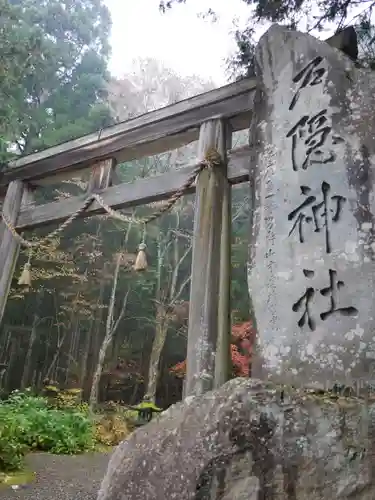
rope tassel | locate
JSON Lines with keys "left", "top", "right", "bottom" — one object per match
{"left": 133, "top": 243, "right": 148, "bottom": 271}
{"left": 18, "top": 251, "right": 32, "bottom": 287}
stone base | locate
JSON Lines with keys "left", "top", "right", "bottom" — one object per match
{"left": 97, "top": 378, "right": 375, "bottom": 500}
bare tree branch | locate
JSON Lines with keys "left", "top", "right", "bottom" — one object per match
{"left": 170, "top": 244, "right": 192, "bottom": 304}
{"left": 233, "top": 196, "right": 250, "bottom": 222}
{"left": 169, "top": 212, "right": 180, "bottom": 299}
{"left": 105, "top": 253, "right": 121, "bottom": 335}
{"left": 170, "top": 229, "right": 193, "bottom": 240}
{"left": 106, "top": 219, "right": 134, "bottom": 334}
{"left": 111, "top": 287, "right": 131, "bottom": 336}
{"left": 171, "top": 273, "right": 191, "bottom": 306}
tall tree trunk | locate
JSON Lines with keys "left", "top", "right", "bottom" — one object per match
{"left": 80, "top": 320, "right": 95, "bottom": 390}
{"left": 144, "top": 305, "right": 169, "bottom": 403}
{"left": 65, "top": 316, "right": 79, "bottom": 384}
{"left": 90, "top": 334, "right": 113, "bottom": 408}
{"left": 45, "top": 332, "right": 67, "bottom": 380}
{"left": 21, "top": 315, "right": 39, "bottom": 390}
{"left": 81, "top": 264, "right": 107, "bottom": 393}
{"left": 5, "top": 336, "right": 16, "bottom": 392}
{"left": 89, "top": 223, "right": 133, "bottom": 407}
{"left": 80, "top": 222, "right": 104, "bottom": 389}
{"left": 143, "top": 212, "right": 191, "bottom": 404}
{"left": 21, "top": 291, "right": 43, "bottom": 390}
{"left": 89, "top": 254, "right": 129, "bottom": 409}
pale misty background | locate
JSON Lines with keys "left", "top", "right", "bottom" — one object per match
{"left": 106, "top": 0, "right": 255, "bottom": 85}
{"left": 106, "top": 0, "right": 368, "bottom": 87}
{"left": 105, "top": 0, "right": 354, "bottom": 87}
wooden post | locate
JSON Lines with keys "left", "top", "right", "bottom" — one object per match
{"left": 185, "top": 119, "right": 227, "bottom": 397}
{"left": 87, "top": 158, "right": 116, "bottom": 193}
{"left": 0, "top": 181, "right": 33, "bottom": 326}
{"left": 214, "top": 127, "right": 232, "bottom": 389}
{"left": 0, "top": 198, "right": 4, "bottom": 243}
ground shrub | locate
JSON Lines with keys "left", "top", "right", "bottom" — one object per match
{"left": 95, "top": 414, "right": 130, "bottom": 446}
{"left": 0, "top": 422, "right": 27, "bottom": 472}
{"left": 0, "top": 389, "right": 95, "bottom": 472}
{"left": 0, "top": 390, "right": 136, "bottom": 474}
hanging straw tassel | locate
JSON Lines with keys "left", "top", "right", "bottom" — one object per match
{"left": 133, "top": 225, "right": 148, "bottom": 272}
{"left": 18, "top": 250, "right": 32, "bottom": 287}
{"left": 133, "top": 242, "right": 148, "bottom": 271}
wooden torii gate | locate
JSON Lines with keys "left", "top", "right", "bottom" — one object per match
{"left": 0, "top": 77, "right": 257, "bottom": 398}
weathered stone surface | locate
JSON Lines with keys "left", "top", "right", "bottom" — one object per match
{"left": 97, "top": 378, "right": 375, "bottom": 500}
{"left": 248, "top": 24, "right": 375, "bottom": 387}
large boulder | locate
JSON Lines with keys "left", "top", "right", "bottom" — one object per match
{"left": 97, "top": 378, "right": 375, "bottom": 499}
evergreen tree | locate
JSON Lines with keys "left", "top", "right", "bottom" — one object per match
{"left": 1, "top": 0, "right": 113, "bottom": 158}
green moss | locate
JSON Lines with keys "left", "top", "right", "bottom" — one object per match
{"left": 135, "top": 401, "right": 162, "bottom": 412}
{"left": 63, "top": 388, "right": 82, "bottom": 395}
{"left": 44, "top": 385, "right": 59, "bottom": 393}
{"left": 0, "top": 469, "right": 35, "bottom": 487}
{"left": 94, "top": 443, "right": 114, "bottom": 453}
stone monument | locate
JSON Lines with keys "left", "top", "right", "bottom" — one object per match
{"left": 248, "top": 24, "right": 375, "bottom": 388}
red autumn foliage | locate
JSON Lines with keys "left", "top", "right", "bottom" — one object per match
{"left": 170, "top": 321, "right": 256, "bottom": 379}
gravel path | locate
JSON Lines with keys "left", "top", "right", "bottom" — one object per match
{"left": 0, "top": 452, "right": 111, "bottom": 500}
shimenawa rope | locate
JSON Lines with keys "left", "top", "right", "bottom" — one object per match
{"left": 1, "top": 149, "right": 222, "bottom": 285}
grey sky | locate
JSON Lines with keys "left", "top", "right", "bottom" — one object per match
{"left": 105, "top": 0, "right": 254, "bottom": 85}
{"left": 105, "top": 0, "right": 364, "bottom": 86}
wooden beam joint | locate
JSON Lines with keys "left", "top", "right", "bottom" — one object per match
{"left": 86, "top": 158, "right": 117, "bottom": 194}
